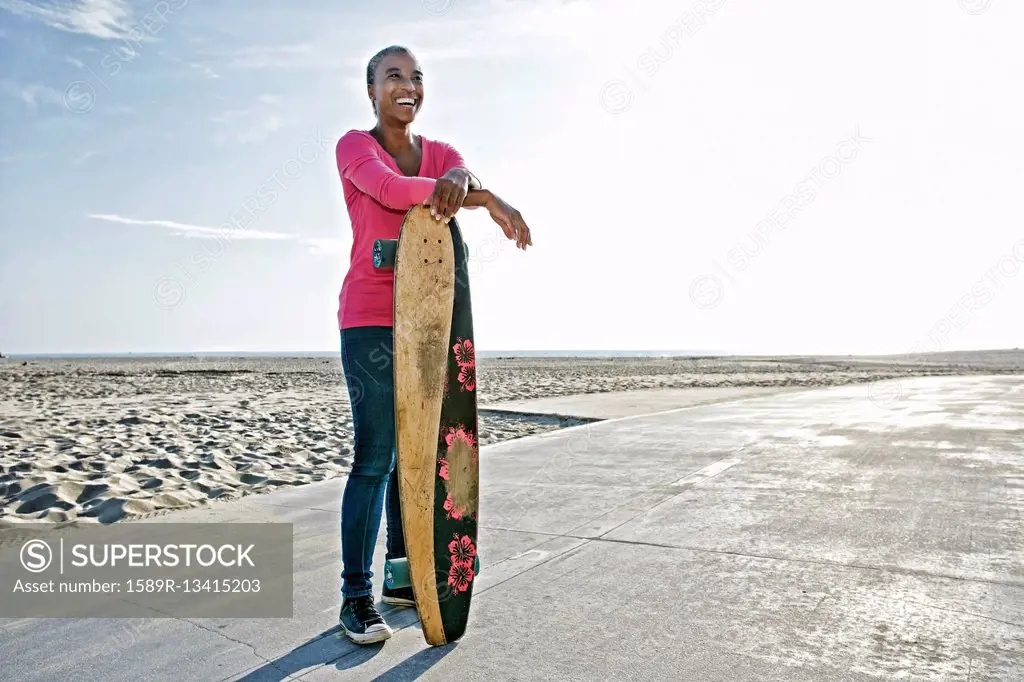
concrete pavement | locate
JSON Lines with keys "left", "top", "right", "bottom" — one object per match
{"left": 1, "top": 375, "right": 1021, "bottom": 680}
{"left": 481, "top": 385, "right": 812, "bottom": 420}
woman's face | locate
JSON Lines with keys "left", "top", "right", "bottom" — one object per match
{"left": 369, "top": 52, "right": 424, "bottom": 124}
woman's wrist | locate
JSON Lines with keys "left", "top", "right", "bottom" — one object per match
{"left": 443, "top": 167, "right": 483, "bottom": 192}
{"left": 443, "top": 167, "right": 469, "bottom": 186}
{"left": 463, "top": 188, "right": 493, "bottom": 208}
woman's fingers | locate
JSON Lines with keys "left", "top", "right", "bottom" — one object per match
{"left": 447, "top": 186, "right": 467, "bottom": 219}
{"left": 495, "top": 214, "right": 514, "bottom": 240}
{"left": 430, "top": 171, "right": 475, "bottom": 221}
{"left": 453, "top": 184, "right": 464, "bottom": 214}
{"left": 429, "top": 185, "right": 443, "bottom": 218}
{"left": 431, "top": 181, "right": 451, "bottom": 219}
{"left": 441, "top": 188, "right": 456, "bottom": 220}
{"left": 520, "top": 217, "right": 532, "bottom": 247}
{"left": 428, "top": 181, "right": 466, "bottom": 221}
{"left": 511, "top": 213, "right": 529, "bottom": 249}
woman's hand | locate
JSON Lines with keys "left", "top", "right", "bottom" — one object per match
{"left": 426, "top": 169, "right": 471, "bottom": 222}
{"left": 486, "top": 194, "right": 532, "bottom": 250}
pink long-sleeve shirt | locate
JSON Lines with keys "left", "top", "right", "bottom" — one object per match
{"left": 335, "top": 129, "right": 470, "bottom": 329}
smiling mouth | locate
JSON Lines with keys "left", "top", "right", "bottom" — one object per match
{"left": 396, "top": 97, "right": 416, "bottom": 108}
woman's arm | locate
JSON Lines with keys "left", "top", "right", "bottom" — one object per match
{"left": 461, "top": 189, "right": 492, "bottom": 208}
{"left": 336, "top": 133, "right": 436, "bottom": 210}
{"left": 463, "top": 189, "right": 532, "bottom": 250}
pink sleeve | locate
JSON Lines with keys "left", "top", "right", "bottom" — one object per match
{"left": 336, "top": 133, "right": 436, "bottom": 210}
{"left": 437, "top": 142, "right": 483, "bottom": 209}
{"left": 439, "top": 143, "right": 468, "bottom": 175}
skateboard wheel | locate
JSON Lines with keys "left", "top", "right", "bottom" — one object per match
{"left": 372, "top": 239, "right": 398, "bottom": 269}
{"left": 384, "top": 558, "right": 411, "bottom": 589}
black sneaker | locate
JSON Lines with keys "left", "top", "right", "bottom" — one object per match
{"left": 339, "top": 595, "right": 392, "bottom": 644}
{"left": 382, "top": 585, "right": 416, "bottom": 607}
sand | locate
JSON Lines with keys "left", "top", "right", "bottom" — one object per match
{"left": 1, "top": 350, "right": 1020, "bottom": 525}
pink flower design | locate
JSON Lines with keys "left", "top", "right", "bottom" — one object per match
{"left": 453, "top": 338, "right": 474, "bottom": 366}
{"left": 444, "top": 424, "right": 477, "bottom": 451}
{"left": 448, "top": 533, "right": 477, "bottom": 565}
{"left": 448, "top": 560, "right": 475, "bottom": 593}
{"left": 457, "top": 363, "right": 476, "bottom": 392}
{"left": 443, "top": 494, "right": 463, "bottom": 520}
{"left": 452, "top": 338, "right": 476, "bottom": 392}
{"left": 438, "top": 457, "right": 449, "bottom": 480}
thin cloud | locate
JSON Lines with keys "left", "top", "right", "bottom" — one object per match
{"left": 88, "top": 214, "right": 293, "bottom": 241}
{"left": 90, "top": 213, "right": 346, "bottom": 256}
{"left": 188, "top": 62, "right": 220, "bottom": 79}
{"left": 211, "top": 96, "right": 282, "bottom": 145}
{"left": 0, "top": 79, "right": 64, "bottom": 107}
{"left": 226, "top": 44, "right": 313, "bottom": 69}
{"left": 0, "top": 0, "right": 136, "bottom": 40}
{"left": 236, "top": 115, "right": 281, "bottom": 144}
{"left": 163, "top": 53, "right": 221, "bottom": 79}
{"left": 302, "top": 237, "right": 346, "bottom": 256}
{"left": 72, "top": 150, "right": 100, "bottom": 165}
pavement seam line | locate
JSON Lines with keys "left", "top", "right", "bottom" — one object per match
{"left": 182, "top": 618, "right": 289, "bottom": 682}
{"left": 480, "top": 447, "right": 753, "bottom": 576}
{"left": 480, "top": 526, "right": 1024, "bottom": 589}
{"left": 900, "top": 599, "right": 1024, "bottom": 630}
{"left": 475, "top": 538, "right": 597, "bottom": 598}
{"left": 557, "top": 448, "right": 753, "bottom": 540}
{"left": 109, "top": 597, "right": 287, "bottom": 681}
{"left": 486, "top": 446, "right": 749, "bottom": 553}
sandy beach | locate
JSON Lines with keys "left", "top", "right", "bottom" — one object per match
{"left": 1, "top": 350, "right": 1020, "bottom": 526}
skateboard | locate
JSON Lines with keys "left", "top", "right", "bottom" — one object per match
{"left": 372, "top": 205, "right": 481, "bottom": 646}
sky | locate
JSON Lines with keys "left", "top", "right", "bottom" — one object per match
{"left": 0, "top": 0, "right": 1021, "bottom": 356}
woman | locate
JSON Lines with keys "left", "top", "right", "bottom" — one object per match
{"left": 334, "top": 45, "right": 532, "bottom": 644}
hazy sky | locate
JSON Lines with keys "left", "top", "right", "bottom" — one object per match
{"left": 0, "top": 0, "right": 1021, "bottom": 355}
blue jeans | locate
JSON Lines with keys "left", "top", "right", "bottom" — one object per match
{"left": 339, "top": 326, "right": 405, "bottom": 598}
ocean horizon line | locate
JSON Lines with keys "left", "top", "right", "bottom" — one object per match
{"left": 3, "top": 348, "right": 1019, "bottom": 360}
{"left": 2, "top": 349, "right": 734, "bottom": 360}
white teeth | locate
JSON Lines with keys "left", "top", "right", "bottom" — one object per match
{"left": 397, "top": 98, "right": 415, "bottom": 106}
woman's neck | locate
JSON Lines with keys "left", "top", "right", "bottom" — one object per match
{"left": 372, "top": 122, "right": 416, "bottom": 154}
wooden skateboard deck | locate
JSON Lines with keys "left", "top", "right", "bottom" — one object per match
{"left": 372, "top": 205, "right": 480, "bottom": 646}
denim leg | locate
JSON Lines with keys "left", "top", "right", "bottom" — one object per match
{"left": 385, "top": 462, "right": 406, "bottom": 561}
{"left": 339, "top": 326, "right": 398, "bottom": 598}
{"left": 376, "top": 335, "right": 405, "bottom": 560}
